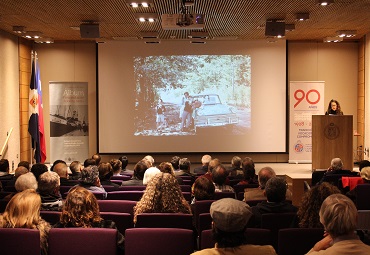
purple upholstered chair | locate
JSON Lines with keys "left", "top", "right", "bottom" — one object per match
{"left": 0, "top": 228, "right": 40, "bottom": 255}
{"left": 356, "top": 184, "right": 370, "bottom": 210}
{"left": 107, "top": 191, "right": 144, "bottom": 201}
{"left": 125, "top": 228, "right": 194, "bottom": 255}
{"left": 40, "top": 210, "right": 61, "bottom": 225}
{"left": 118, "top": 185, "right": 146, "bottom": 191}
{"left": 111, "top": 175, "right": 132, "bottom": 181}
{"left": 98, "top": 199, "right": 136, "bottom": 215}
{"left": 48, "top": 228, "right": 117, "bottom": 255}
{"left": 100, "top": 212, "right": 134, "bottom": 234}
{"left": 193, "top": 200, "right": 215, "bottom": 232}
{"left": 135, "top": 213, "right": 193, "bottom": 229}
{"left": 213, "top": 191, "right": 236, "bottom": 200}
{"left": 278, "top": 228, "right": 324, "bottom": 255}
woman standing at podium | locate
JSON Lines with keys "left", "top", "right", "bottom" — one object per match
{"left": 325, "top": 99, "right": 343, "bottom": 115}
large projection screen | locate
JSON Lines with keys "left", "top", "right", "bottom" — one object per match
{"left": 98, "top": 40, "right": 286, "bottom": 153}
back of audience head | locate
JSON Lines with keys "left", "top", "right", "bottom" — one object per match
{"left": 193, "top": 176, "right": 215, "bottom": 201}
{"left": 119, "top": 156, "right": 128, "bottom": 169}
{"left": 53, "top": 162, "right": 69, "bottom": 179}
{"left": 158, "top": 162, "right": 175, "bottom": 176}
{"left": 50, "top": 159, "right": 66, "bottom": 172}
{"left": 15, "top": 172, "right": 38, "bottom": 192}
{"left": 98, "top": 162, "right": 113, "bottom": 180}
{"left": 30, "top": 163, "right": 48, "bottom": 181}
{"left": 359, "top": 160, "right": 370, "bottom": 171}
{"left": 170, "top": 156, "right": 180, "bottom": 170}
{"left": 38, "top": 171, "right": 60, "bottom": 195}
{"left": 0, "top": 189, "right": 42, "bottom": 227}
{"left": 210, "top": 198, "right": 253, "bottom": 248}
{"left": 92, "top": 153, "right": 101, "bottom": 165}
{"left": 69, "top": 161, "right": 82, "bottom": 175}
{"left": 179, "top": 158, "right": 191, "bottom": 172}
{"left": 143, "top": 167, "right": 161, "bottom": 185}
{"left": 80, "top": 165, "right": 100, "bottom": 186}
{"left": 208, "top": 158, "right": 221, "bottom": 173}
{"left": 231, "top": 156, "right": 242, "bottom": 168}
{"left": 143, "top": 155, "right": 155, "bottom": 167}
{"left": 242, "top": 157, "right": 256, "bottom": 181}
{"left": 133, "top": 160, "right": 148, "bottom": 180}
{"left": 319, "top": 194, "right": 357, "bottom": 238}
{"left": 18, "top": 160, "right": 30, "bottom": 170}
{"left": 360, "top": 166, "right": 370, "bottom": 183}
{"left": 258, "top": 166, "right": 276, "bottom": 189}
{"left": 212, "top": 164, "right": 228, "bottom": 185}
{"left": 14, "top": 166, "right": 29, "bottom": 179}
{"left": 201, "top": 155, "right": 212, "bottom": 166}
{"left": 330, "top": 157, "right": 343, "bottom": 171}
{"left": 84, "top": 158, "right": 96, "bottom": 167}
{"left": 265, "top": 177, "right": 287, "bottom": 202}
{"left": 60, "top": 186, "right": 102, "bottom": 227}
{"left": 0, "top": 159, "right": 9, "bottom": 173}
{"left": 110, "top": 159, "right": 122, "bottom": 175}
{"left": 298, "top": 182, "right": 340, "bottom": 228}
{"left": 242, "top": 157, "right": 255, "bottom": 169}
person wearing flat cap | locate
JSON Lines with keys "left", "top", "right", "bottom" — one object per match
{"left": 191, "top": 198, "right": 277, "bottom": 255}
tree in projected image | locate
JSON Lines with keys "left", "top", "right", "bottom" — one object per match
{"left": 133, "top": 55, "right": 251, "bottom": 136}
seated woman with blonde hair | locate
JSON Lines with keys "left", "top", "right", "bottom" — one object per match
{"left": 53, "top": 186, "right": 124, "bottom": 252}
{"left": 133, "top": 173, "right": 191, "bottom": 224}
{"left": 0, "top": 189, "right": 51, "bottom": 255}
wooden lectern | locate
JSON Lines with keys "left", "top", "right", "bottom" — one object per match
{"left": 312, "top": 115, "right": 353, "bottom": 170}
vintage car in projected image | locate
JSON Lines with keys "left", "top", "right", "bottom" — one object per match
{"left": 192, "top": 94, "right": 239, "bottom": 131}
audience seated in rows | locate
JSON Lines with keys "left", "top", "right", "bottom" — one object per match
{"left": 238, "top": 157, "right": 258, "bottom": 185}
{"left": 121, "top": 160, "right": 148, "bottom": 186}
{"left": 3, "top": 172, "right": 38, "bottom": 201}
{"left": 346, "top": 166, "right": 370, "bottom": 204}
{"left": 133, "top": 173, "right": 191, "bottom": 224}
{"left": 297, "top": 182, "right": 340, "bottom": 228}
{"left": 175, "top": 158, "right": 196, "bottom": 182}
{"left": 84, "top": 158, "right": 96, "bottom": 167}
{"left": 92, "top": 153, "right": 102, "bottom": 166}
{"left": 50, "top": 160, "right": 66, "bottom": 172}
{"left": 143, "top": 166, "right": 160, "bottom": 185}
{"left": 143, "top": 155, "right": 155, "bottom": 168}
{"left": 5, "top": 166, "right": 29, "bottom": 187}
{"left": 78, "top": 165, "right": 107, "bottom": 199}
{"left": 158, "top": 161, "right": 183, "bottom": 184}
{"left": 0, "top": 189, "right": 51, "bottom": 255}
{"left": 38, "top": 171, "right": 63, "bottom": 211}
{"left": 69, "top": 161, "right": 82, "bottom": 180}
{"left": 200, "top": 158, "right": 221, "bottom": 182}
{"left": 251, "top": 177, "right": 297, "bottom": 227}
{"left": 119, "top": 156, "right": 133, "bottom": 176}
{"left": 99, "top": 162, "right": 120, "bottom": 187}
{"left": 31, "top": 163, "right": 48, "bottom": 181}
{"left": 194, "top": 155, "right": 212, "bottom": 175}
{"left": 319, "top": 158, "right": 358, "bottom": 185}
{"left": 110, "top": 158, "right": 123, "bottom": 176}
{"left": 53, "top": 161, "right": 74, "bottom": 186}
{"left": 191, "top": 198, "right": 277, "bottom": 255}
{"left": 191, "top": 176, "right": 215, "bottom": 204}
{"left": 212, "top": 164, "right": 234, "bottom": 193}
{"left": 228, "top": 156, "right": 243, "bottom": 178}
{"left": 54, "top": 186, "right": 124, "bottom": 252}
{"left": 307, "top": 194, "right": 370, "bottom": 254}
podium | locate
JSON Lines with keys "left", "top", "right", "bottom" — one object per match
{"left": 312, "top": 115, "right": 353, "bottom": 170}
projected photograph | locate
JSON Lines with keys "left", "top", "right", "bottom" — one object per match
{"left": 133, "top": 55, "right": 251, "bottom": 136}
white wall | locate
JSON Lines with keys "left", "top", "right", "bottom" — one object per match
{"left": 0, "top": 30, "right": 20, "bottom": 169}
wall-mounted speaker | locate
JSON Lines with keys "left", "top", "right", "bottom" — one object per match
{"left": 80, "top": 24, "right": 100, "bottom": 38}
{"left": 265, "top": 20, "right": 285, "bottom": 37}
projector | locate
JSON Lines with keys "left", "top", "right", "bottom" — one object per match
{"left": 161, "top": 14, "right": 204, "bottom": 30}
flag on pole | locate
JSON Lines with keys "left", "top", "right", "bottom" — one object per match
{"left": 28, "top": 51, "right": 46, "bottom": 163}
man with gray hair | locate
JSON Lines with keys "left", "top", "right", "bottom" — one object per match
{"left": 243, "top": 166, "right": 292, "bottom": 201}
{"left": 38, "top": 171, "right": 63, "bottom": 211}
{"left": 15, "top": 172, "right": 38, "bottom": 192}
{"left": 193, "top": 154, "right": 211, "bottom": 175}
{"left": 320, "top": 157, "right": 358, "bottom": 185}
{"left": 78, "top": 165, "right": 107, "bottom": 198}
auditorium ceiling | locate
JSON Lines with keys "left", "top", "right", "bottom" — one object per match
{"left": 0, "top": 0, "right": 369, "bottom": 43}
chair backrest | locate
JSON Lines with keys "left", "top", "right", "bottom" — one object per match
{"left": 357, "top": 210, "right": 370, "bottom": 230}
{"left": 200, "top": 228, "right": 272, "bottom": 250}
{"left": 48, "top": 228, "right": 117, "bottom": 255}
{"left": 59, "top": 186, "right": 72, "bottom": 198}
{"left": 213, "top": 192, "right": 235, "bottom": 200}
{"left": 111, "top": 175, "right": 132, "bottom": 181}
{"left": 102, "top": 185, "right": 119, "bottom": 192}
{"left": 100, "top": 212, "right": 134, "bottom": 234}
{"left": 182, "top": 191, "right": 192, "bottom": 203}
{"left": 198, "top": 213, "right": 212, "bottom": 233}
{"left": 246, "top": 199, "right": 266, "bottom": 207}
{"left": 135, "top": 213, "right": 193, "bottom": 230}
{"left": 0, "top": 199, "right": 9, "bottom": 213}
{"left": 40, "top": 210, "right": 61, "bottom": 225}
{"left": 125, "top": 228, "right": 194, "bottom": 255}
{"left": 193, "top": 200, "right": 215, "bottom": 232}
{"left": 356, "top": 184, "right": 370, "bottom": 210}
{"left": 233, "top": 183, "right": 259, "bottom": 194}
{"left": 110, "top": 179, "right": 123, "bottom": 185}
{"left": 0, "top": 228, "right": 40, "bottom": 255}
{"left": 180, "top": 185, "right": 191, "bottom": 192}
{"left": 98, "top": 200, "right": 136, "bottom": 215}
{"left": 107, "top": 191, "right": 144, "bottom": 201}
{"left": 278, "top": 228, "right": 324, "bottom": 255}
{"left": 118, "top": 185, "right": 146, "bottom": 191}
{"left": 311, "top": 170, "right": 327, "bottom": 186}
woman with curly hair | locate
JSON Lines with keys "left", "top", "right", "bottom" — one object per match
{"left": 54, "top": 186, "right": 124, "bottom": 251}
{"left": 0, "top": 189, "right": 51, "bottom": 255}
{"left": 325, "top": 99, "right": 343, "bottom": 115}
{"left": 133, "top": 172, "right": 191, "bottom": 224}
{"left": 297, "top": 182, "right": 340, "bottom": 228}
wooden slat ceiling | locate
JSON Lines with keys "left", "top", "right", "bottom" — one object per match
{"left": 0, "top": 0, "right": 369, "bottom": 42}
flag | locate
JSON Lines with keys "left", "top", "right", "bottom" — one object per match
{"left": 28, "top": 52, "right": 46, "bottom": 163}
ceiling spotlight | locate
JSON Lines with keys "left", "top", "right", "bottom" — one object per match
{"left": 295, "top": 13, "right": 309, "bottom": 21}
{"left": 323, "top": 36, "right": 343, "bottom": 43}
{"left": 316, "top": 0, "right": 334, "bottom": 6}
{"left": 135, "top": 13, "right": 158, "bottom": 23}
{"left": 336, "top": 30, "right": 357, "bottom": 38}
{"left": 34, "top": 38, "right": 54, "bottom": 44}
{"left": 23, "top": 31, "right": 43, "bottom": 39}
{"left": 12, "top": 26, "right": 26, "bottom": 34}
{"left": 125, "top": 1, "right": 153, "bottom": 8}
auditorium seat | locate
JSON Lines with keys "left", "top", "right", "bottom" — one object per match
{"left": 118, "top": 185, "right": 146, "bottom": 191}
{"left": 97, "top": 200, "right": 136, "bottom": 216}
{"left": 48, "top": 228, "right": 117, "bottom": 255}
{"left": 100, "top": 212, "right": 134, "bottom": 234}
{"left": 193, "top": 200, "right": 215, "bottom": 233}
{"left": 107, "top": 191, "right": 144, "bottom": 201}
{"left": 213, "top": 191, "right": 236, "bottom": 200}
{"left": 233, "top": 183, "right": 259, "bottom": 194}
{"left": 40, "top": 210, "right": 61, "bottom": 225}
{"left": 0, "top": 228, "right": 40, "bottom": 255}
{"left": 356, "top": 184, "right": 370, "bottom": 210}
{"left": 111, "top": 175, "right": 131, "bottom": 181}
{"left": 125, "top": 228, "right": 194, "bottom": 255}
{"left": 278, "top": 228, "right": 324, "bottom": 255}
{"left": 135, "top": 213, "right": 193, "bottom": 230}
